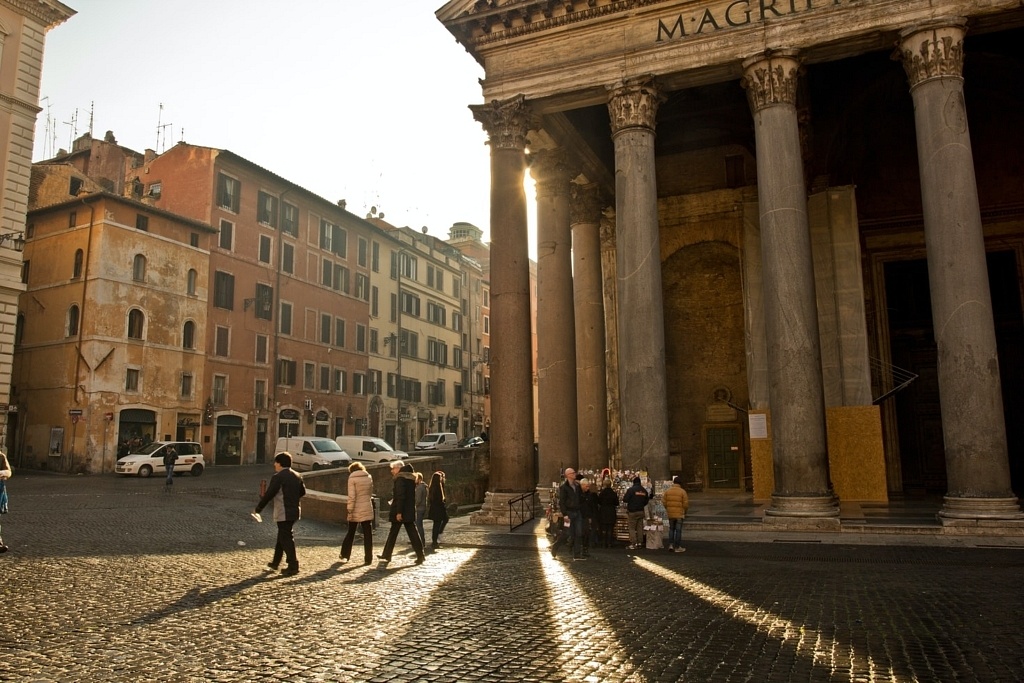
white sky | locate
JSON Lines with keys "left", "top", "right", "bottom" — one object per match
{"left": 34, "top": 0, "right": 537, "bottom": 252}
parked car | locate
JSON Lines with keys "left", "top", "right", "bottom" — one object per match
{"left": 275, "top": 437, "right": 351, "bottom": 472}
{"left": 414, "top": 432, "right": 460, "bottom": 451}
{"left": 334, "top": 436, "right": 407, "bottom": 464}
{"left": 457, "top": 436, "right": 484, "bottom": 449}
{"left": 116, "top": 441, "right": 205, "bottom": 477}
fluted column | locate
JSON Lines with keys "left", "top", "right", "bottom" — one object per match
{"left": 897, "top": 20, "right": 1022, "bottom": 523}
{"left": 742, "top": 51, "right": 838, "bottom": 524}
{"left": 607, "top": 77, "right": 669, "bottom": 481}
{"left": 469, "top": 96, "right": 536, "bottom": 522}
{"left": 531, "top": 148, "right": 580, "bottom": 487}
{"left": 571, "top": 183, "right": 609, "bottom": 473}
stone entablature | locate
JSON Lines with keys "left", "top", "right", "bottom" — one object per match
{"left": 440, "top": 0, "right": 1017, "bottom": 106}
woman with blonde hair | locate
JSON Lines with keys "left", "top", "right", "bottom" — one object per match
{"left": 340, "top": 461, "right": 375, "bottom": 565}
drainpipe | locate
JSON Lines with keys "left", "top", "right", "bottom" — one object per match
{"left": 71, "top": 197, "right": 96, "bottom": 472}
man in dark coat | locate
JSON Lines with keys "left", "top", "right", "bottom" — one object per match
{"left": 623, "top": 476, "right": 651, "bottom": 551}
{"left": 254, "top": 451, "right": 307, "bottom": 575}
{"left": 550, "top": 467, "right": 584, "bottom": 560}
{"left": 378, "top": 461, "right": 426, "bottom": 565}
{"left": 578, "top": 478, "right": 600, "bottom": 558}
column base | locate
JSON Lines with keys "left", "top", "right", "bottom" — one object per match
{"left": 763, "top": 494, "right": 841, "bottom": 530}
{"left": 470, "top": 491, "right": 541, "bottom": 526}
{"left": 938, "top": 496, "right": 1024, "bottom": 525}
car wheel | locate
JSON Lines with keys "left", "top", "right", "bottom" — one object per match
{"left": 312, "top": 463, "right": 321, "bottom": 471}
{"left": 138, "top": 465, "right": 153, "bottom": 478}
{"left": 191, "top": 464, "right": 203, "bottom": 477}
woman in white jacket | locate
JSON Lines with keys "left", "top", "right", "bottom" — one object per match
{"left": 340, "top": 461, "right": 375, "bottom": 565}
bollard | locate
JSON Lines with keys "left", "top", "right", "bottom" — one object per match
{"left": 259, "top": 478, "right": 267, "bottom": 497}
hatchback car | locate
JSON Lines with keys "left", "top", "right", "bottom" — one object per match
{"left": 457, "top": 436, "right": 484, "bottom": 449}
{"left": 116, "top": 441, "right": 205, "bottom": 477}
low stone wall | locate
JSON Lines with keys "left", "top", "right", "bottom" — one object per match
{"left": 300, "top": 449, "right": 489, "bottom": 526}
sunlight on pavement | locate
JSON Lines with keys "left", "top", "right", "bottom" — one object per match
{"left": 538, "top": 541, "right": 640, "bottom": 683}
{"left": 633, "top": 557, "right": 896, "bottom": 681}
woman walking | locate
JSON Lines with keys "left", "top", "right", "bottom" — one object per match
{"left": 340, "top": 461, "right": 375, "bottom": 565}
{"left": 426, "top": 471, "right": 450, "bottom": 550}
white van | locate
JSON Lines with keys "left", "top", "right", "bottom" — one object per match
{"left": 275, "top": 437, "right": 351, "bottom": 472}
{"left": 334, "top": 436, "right": 407, "bottom": 464}
{"left": 414, "top": 432, "right": 459, "bottom": 451}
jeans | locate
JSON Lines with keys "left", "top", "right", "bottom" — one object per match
{"left": 165, "top": 467, "right": 174, "bottom": 485}
{"left": 669, "top": 518, "right": 684, "bottom": 547}
{"left": 341, "top": 519, "right": 373, "bottom": 563}
{"left": 273, "top": 520, "right": 298, "bottom": 569}
{"left": 551, "top": 510, "right": 583, "bottom": 557}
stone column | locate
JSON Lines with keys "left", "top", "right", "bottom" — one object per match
{"left": 600, "top": 209, "right": 622, "bottom": 469}
{"left": 897, "top": 20, "right": 1023, "bottom": 523}
{"left": 607, "top": 77, "right": 670, "bottom": 481}
{"left": 531, "top": 148, "right": 580, "bottom": 488}
{"left": 571, "top": 183, "right": 609, "bottom": 473}
{"left": 469, "top": 96, "right": 537, "bottom": 523}
{"left": 742, "top": 51, "right": 838, "bottom": 525}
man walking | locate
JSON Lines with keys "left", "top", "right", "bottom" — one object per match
{"left": 378, "top": 461, "right": 426, "bottom": 566}
{"left": 254, "top": 451, "right": 306, "bottom": 576}
{"left": 550, "top": 467, "right": 584, "bottom": 560}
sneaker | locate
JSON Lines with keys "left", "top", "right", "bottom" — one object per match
{"left": 0, "top": 545, "right": 8, "bottom": 553}
{"left": 675, "top": 547, "right": 686, "bottom": 553}
{"left": 667, "top": 545, "right": 674, "bottom": 551}
{"left": 339, "top": 557, "right": 349, "bottom": 564}
{"left": 377, "top": 555, "right": 391, "bottom": 563}
{"left": 626, "top": 544, "right": 636, "bottom": 550}
{"left": 266, "top": 562, "right": 279, "bottom": 571}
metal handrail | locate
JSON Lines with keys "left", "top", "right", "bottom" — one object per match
{"left": 508, "top": 491, "right": 536, "bottom": 531}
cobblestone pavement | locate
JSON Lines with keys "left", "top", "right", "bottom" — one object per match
{"left": 2, "top": 468, "right": 1023, "bottom": 682}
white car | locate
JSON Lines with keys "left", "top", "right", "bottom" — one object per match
{"left": 116, "top": 441, "right": 205, "bottom": 477}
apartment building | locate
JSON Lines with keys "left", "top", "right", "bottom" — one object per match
{"left": 0, "top": 0, "right": 74, "bottom": 455}
{"left": 17, "top": 163, "right": 212, "bottom": 472}
{"left": 140, "top": 143, "right": 373, "bottom": 464}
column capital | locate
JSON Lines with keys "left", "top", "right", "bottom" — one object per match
{"left": 569, "top": 183, "right": 604, "bottom": 226}
{"left": 471, "top": 95, "right": 532, "bottom": 151}
{"left": 607, "top": 77, "right": 664, "bottom": 135}
{"left": 741, "top": 50, "right": 801, "bottom": 114}
{"left": 896, "top": 18, "right": 967, "bottom": 89}
{"left": 529, "top": 148, "right": 580, "bottom": 199}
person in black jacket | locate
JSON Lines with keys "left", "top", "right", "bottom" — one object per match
{"left": 378, "top": 461, "right": 426, "bottom": 565}
{"left": 550, "top": 467, "right": 584, "bottom": 560}
{"left": 622, "top": 476, "right": 651, "bottom": 550}
{"left": 426, "top": 471, "right": 450, "bottom": 550}
{"left": 596, "top": 478, "right": 620, "bottom": 548}
{"left": 578, "top": 478, "right": 600, "bottom": 558}
{"left": 254, "top": 451, "right": 307, "bottom": 576}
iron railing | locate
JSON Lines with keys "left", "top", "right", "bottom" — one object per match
{"left": 508, "top": 491, "right": 536, "bottom": 531}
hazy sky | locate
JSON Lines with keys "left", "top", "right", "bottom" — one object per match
{"left": 34, "top": 0, "right": 531, "bottom": 249}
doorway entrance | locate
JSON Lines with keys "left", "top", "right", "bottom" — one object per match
{"left": 705, "top": 426, "right": 742, "bottom": 489}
